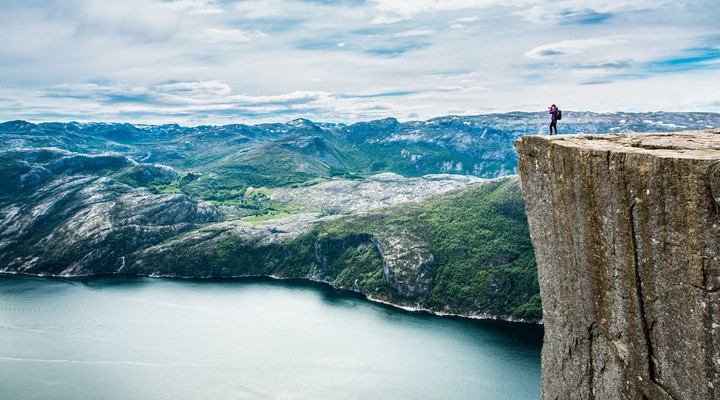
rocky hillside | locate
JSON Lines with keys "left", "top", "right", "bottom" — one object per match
{"left": 516, "top": 130, "right": 720, "bottom": 398}
{"left": 119, "top": 178, "right": 539, "bottom": 321}
{"left": 0, "top": 148, "right": 220, "bottom": 275}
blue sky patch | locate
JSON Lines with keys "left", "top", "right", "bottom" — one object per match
{"left": 295, "top": 39, "right": 347, "bottom": 51}
{"left": 340, "top": 90, "right": 420, "bottom": 99}
{"left": 645, "top": 47, "right": 720, "bottom": 73}
{"left": 560, "top": 10, "right": 615, "bottom": 25}
{"left": 363, "top": 42, "right": 429, "bottom": 57}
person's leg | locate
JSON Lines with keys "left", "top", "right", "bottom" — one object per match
{"left": 550, "top": 120, "right": 557, "bottom": 135}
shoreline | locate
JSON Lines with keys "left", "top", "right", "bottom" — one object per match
{"left": 0, "top": 271, "right": 542, "bottom": 325}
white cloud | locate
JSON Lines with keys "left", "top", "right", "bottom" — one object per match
{"left": 199, "top": 28, "right": 267, "bottom": 42}
{"left": 525, "top": 38, "right": 623, "bottom": 59}
{"left": 52, "top": 83, "right": 152, "bottom": 98}
{"left": 156, "top": 80, "right": 232, "bottom": 96}
{"left": 364, "top": 28, "right": 436, "bottom": 39}
{"left": 369, "top": 0, "right": 505, "bottom": 24}
{"left": 73, "top": 0, "right": 184, "bottom": 41}
{"left": 232, "top": 0, "right": 302, "bottom": 19}
{"left": 455, "top": 16, "right": 481, "bottom": 23}
{"left": 161, "top": 0, "right": 225, "bottom": 15}
{"left": 393, "top": 29, "right": 435, "bottom": 38}
{"left": 514, "top": 0, "right": 674, "bottom": 23}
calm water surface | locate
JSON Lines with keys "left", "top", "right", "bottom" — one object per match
{"left": 0, "top": 274, "right": 541, "bottom": 399}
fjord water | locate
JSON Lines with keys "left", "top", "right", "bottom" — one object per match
{"left": 0, "top": 275, "right": 541, "bottom": 399}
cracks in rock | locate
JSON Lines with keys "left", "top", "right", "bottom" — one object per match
{"left": 629, "top": 201, "right": 655, "bottom": 376}
{"left": 630, "top": 201, "right": 677, "bottom": 400}
{"left": 686, "top": 255, "right": 720, "bottom": 292}
{"left": 628, "top": 201, "right": 656, "bottom": 373}
{"left": 587, "top": 322, "right": 597, "bottom": 400}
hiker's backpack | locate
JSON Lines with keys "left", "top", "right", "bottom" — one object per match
{"left": 556, "top": 109, "right": 562, "bottom": 120}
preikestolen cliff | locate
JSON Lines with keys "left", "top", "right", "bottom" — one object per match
{"left": 2, "top": 112, "right": 720, "bottom": 399}
{"left": 517, "top": 129, "right": 720, "bottom": 399}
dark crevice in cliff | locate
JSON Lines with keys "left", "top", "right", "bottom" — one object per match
{"left": 629, "top": 201, "right": 657, "bottom": 383}
{"left": 630, "top": 201, "right": 677, "bottom": 400}
{"left": 587, "top": 322, "right": 597, "bottom": 400}
{"left": 695, "top": 256, "right": 720, "bottom": 292}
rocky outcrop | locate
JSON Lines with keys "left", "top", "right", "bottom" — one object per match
{"left": 270, "top": 173, "right": 483, "bottom": 214}
{"left": 0, "top": 174, "right": 220, "bottom": 276}
{"left": 516, "top": 130, "right": 720, "bottom": 399}
{"left": 372, "top": 232, "right": 434, "bottom": 297}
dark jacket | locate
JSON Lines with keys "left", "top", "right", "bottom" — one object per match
{"left": 549, "top": 107, "right": 558, "bottom": 121}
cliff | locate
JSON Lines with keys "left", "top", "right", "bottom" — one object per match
{"left": 516, "top": 129, "right": 720, "bottom": 399}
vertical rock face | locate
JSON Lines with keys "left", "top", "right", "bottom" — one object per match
{"left": 516, "top": 130, "right": 720, "bottom": 400}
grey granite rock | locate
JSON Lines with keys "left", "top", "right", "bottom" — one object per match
{"left": 516, "top": 129, "right": 720, "bottom": 400}
{"left": 0, "top": 174, "right": 220, "bottom": 276}
{"left": 269, "top": 173, "right": 484, "bottom": 214}
{"left": 373, "top": 231, "right": 434, "bottom": 297}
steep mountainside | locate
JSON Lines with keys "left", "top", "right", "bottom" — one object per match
{"left": 0, "top": 148, "right": 220, "bottom": 275}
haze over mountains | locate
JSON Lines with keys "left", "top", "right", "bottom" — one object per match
{"left": 1, "top": 111, "right": 718, "bottom": 321}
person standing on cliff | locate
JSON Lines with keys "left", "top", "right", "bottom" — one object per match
{"left": 548, "top": 104, "right": 559, "bottom": 135}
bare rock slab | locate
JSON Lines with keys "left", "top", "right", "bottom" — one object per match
{"left": 515, "top": 129, "right": 720, "bottom": 400}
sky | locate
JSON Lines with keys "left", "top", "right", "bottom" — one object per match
{"left": 1, "top": 0, "right": 719, "bottom": 125}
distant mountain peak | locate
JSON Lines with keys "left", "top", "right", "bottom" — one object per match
{"left": 287, "top": 118, "right": 315, "bottom": 127}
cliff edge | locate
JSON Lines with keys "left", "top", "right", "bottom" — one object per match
{"left": 516, "top": 129, "right": 720, "bottom": 400}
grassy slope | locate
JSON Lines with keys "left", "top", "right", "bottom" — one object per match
{"left": 312, "top": 177, "right": 540, "bottom": 320}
